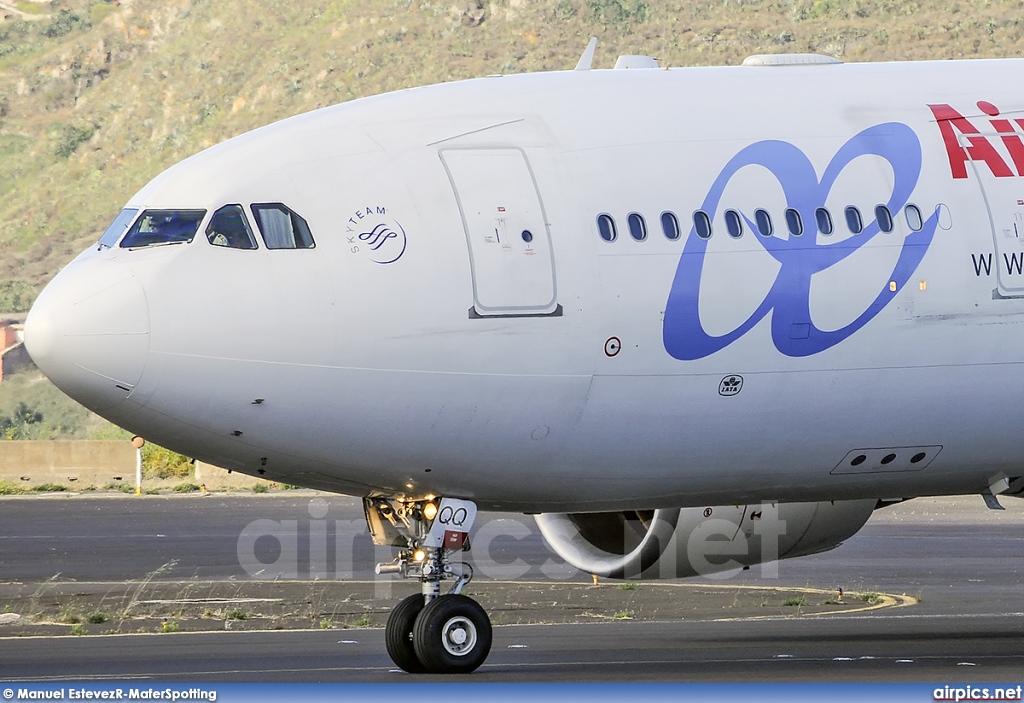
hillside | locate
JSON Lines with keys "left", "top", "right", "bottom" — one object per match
{"left": 1, "top": 0, "right": 1022, "bottom": 310}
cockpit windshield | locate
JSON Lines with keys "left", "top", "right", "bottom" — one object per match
{"left": 98, "top": 208, "right": 139, "bottom": 249}
{"left": 119, "top": 209, "right": 206, "bottom": 248}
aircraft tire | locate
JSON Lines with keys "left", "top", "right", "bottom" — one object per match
{"left": 385, "top": 593, "right": 428, "bottom": 673}
{"left": 412, "top": 594, "right": 492, "bottom": 674}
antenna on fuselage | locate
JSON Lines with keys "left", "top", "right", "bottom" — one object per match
{"left": 575, "top": 37, "right": 598, "bottom": 70}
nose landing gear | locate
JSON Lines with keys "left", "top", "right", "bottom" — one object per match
{"left": 367, "top": 496, "right": 492, "bottom": 674}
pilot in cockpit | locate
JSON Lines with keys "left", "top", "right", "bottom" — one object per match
{"left": 206, "top": 205, "right": 258, "bottom": 250}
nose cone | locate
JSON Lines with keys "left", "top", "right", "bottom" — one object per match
{"left": 25, "top": 258, "right": 149, "bottom": 413}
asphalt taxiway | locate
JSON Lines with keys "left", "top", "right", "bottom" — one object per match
{"left": 0, "top": 494, "right": 1021, "bottom": 682}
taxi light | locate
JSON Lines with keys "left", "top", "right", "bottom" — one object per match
{"left": 423, "top": 502, "right": 438, "bottom": 520}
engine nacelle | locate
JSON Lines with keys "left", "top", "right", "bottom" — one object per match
{"left": 534, "top": 499, "right": 876, "bottom": 579}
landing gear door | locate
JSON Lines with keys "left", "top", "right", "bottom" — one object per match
{"left": 962, "top": 133, "right": 1024, "bottom": 297}
{"left": 441, "top": 148, "right": 560, "bottom": 317}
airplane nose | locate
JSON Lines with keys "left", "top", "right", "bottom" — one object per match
{"left": 25, "top": 258, "right": 149, "bottom": 413}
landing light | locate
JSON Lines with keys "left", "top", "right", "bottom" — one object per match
{"left": 413, "top": 549, "right": 426, "bottom": 562}
{"left": 423, "top": 502, "right": 438, "bottom": 520}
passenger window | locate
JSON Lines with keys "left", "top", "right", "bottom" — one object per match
{"left": 785, "top": 208, "right": 803, "bottom": 236}
{"left": 251, "top": 203, "right": 315, "bottom": 249}
{"left": 693, "top": 210, "right": 712, "bottom": 239}
{"left": 120, "top": 209, "right": 206, "bottom": 248}
{"left": 815, "top": 207, "right": 833, "bottom": 235}
{"left": 875, "top": 204, "right": 894, "bottom": 233}
{"left": 661, "top": 211, "right": 681, "bottom": 240}
{"left": 725, "top": 209, "right": 743, "bottom": 238}
{"left": 98, "top": 208, "right": 139, "bottom": 248}
{"left": 206, "top": 205, "right": 258, "bottom": 250}
{"left": 597, "top": 214, "right": 617, "bottom": 242}
{"left": 754, "top": 209, "right": 773, "bottom": 237}
{"left": 627, "top": 213, "right": 648, "bottom": 241}
{"left": 905, "top": 204, "right": 924, "bottom": 232}
{"left": 845, "top": 206, "right": 863, "bottom": 234}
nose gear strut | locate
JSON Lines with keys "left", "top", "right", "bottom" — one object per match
{"left": 366, "top": 496, "right": 492, "bottom": 674}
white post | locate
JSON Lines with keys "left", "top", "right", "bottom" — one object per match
{"left": 131, "top": 436, "right": 145, "bottom": 496}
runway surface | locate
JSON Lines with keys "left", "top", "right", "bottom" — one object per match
{"left": 1, "top": 493, "right": 1022, "bottom": 682}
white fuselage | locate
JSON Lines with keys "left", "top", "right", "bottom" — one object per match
{"left": 26, "top": 58, "right": 1024, "bottom": 511}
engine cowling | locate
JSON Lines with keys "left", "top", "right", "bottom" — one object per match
{"left": 534, "top": 499, "right": 876, "bottom": 579}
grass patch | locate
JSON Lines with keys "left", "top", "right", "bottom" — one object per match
{"left": 160, "top": 620, "right": 179, "bottom": 633}
{"left": 103, "top": 482, "right": 135, "bottom": 494}
{"left": 70, "top": 623, "right": 86, "bottom": 636}
{"left": 617, "top": 582, "right": 639, "bottom": 591}
{"left": 251, "top": 482, "right": 269, "bottom": 494}
{"left": 0, "top": 480, "right": 29, "bottom": 495}
{"left": 14, "top": 2, "right": 50, "bottom": 15}
{"left": 87, "top": 613, "right": 108, "bottom": 624}
{"left": 319, "top": 618, "right": 332, "bottom": 629}
{"left": 782, "top": 597, "right": 806, "bottom": 607}
{"left": 612, "top": 610, "right": 634, "bottom": 619}
{"left": 171, "top": 482, "right": 200, "bottom": 493}
{"left": 859, "top": 592, "right": 884, "bottom": 605}
{"left": 31, "top": 483, "right": 68, "bottom": 492}
{"left": 354, "top": 616, "right": 371, "bottom": 627}
{"left": 225, "top": 609, "right": 247, "bottom": 620}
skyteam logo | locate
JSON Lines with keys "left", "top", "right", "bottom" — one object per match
{"left": 359, "top": 221, "right": 407, "bottom": 264}
{"left": 345, "top": 205, "right": 408, "bottom": 264}
{"left": 663, "top": 123, "right": 939, "bottom": 360}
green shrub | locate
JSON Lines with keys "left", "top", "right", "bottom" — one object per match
{"left": 251, "top": 482, "right": 269, "bottom": 494}
{"left": 172, "top": 482, "right": 200, "bottom": 493}
{"left": 42, "top": 9, "right": 90, "bottom": 39}
{"left": 54, "top": 123, "right": 97, "bottom": 159}
{"left": 586, "top": 0, "right": 649, "bottom": 24}
{"left": 143, "top": 444, "right": 194, "bottom": 479}
{"left": 0, "top": 280, "right": 34, "bottom": 312}
{"left": 1, "top": 402, "right": 42, "bottom": 440}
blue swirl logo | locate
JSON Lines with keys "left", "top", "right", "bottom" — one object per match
{"left": 663, "top": 123, "right": 939, "bottom": 360}
{"left": 358, "top": 220, "right": 407, "bottom": 264}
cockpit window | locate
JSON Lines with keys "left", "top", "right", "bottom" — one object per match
{"left": 98, "top": 208, "right": 139, "bottom": 248}
{"left": 119, "top": 209, "right": 206, "bottom": 248}
{"left": 251, "top": 203, "right": 315, "bottom": 249}
{"left": 206, "top": 205, "right": 258, "bottom": 250}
